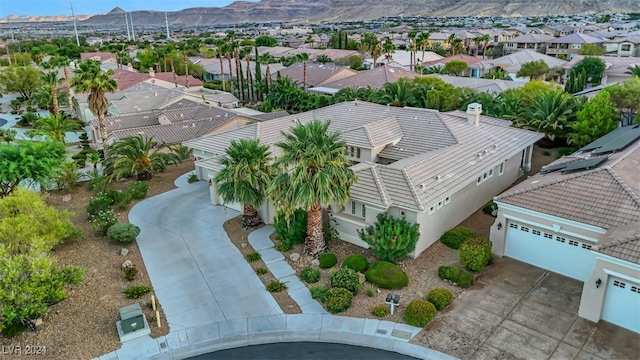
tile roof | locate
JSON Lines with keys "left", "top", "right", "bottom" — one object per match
{"left": 319, "top": 65, "right": 421, "bottom": 90}
{"left": 111, "top": 68, "right": 152, "bottom": 90}
{"left": 423, "top": 54, "right": 484, "bottom": 66}
{"left": 593, "top": 221, "right": 640, "bottom": 265}
{"left": 277, "top": 63, "right": 357, "bottom": 87}
{"left": 427, "top": 75, "right": 525, "bottom": 94}
{"left": 548, "top": 32, "right": 608, "bottom": 44}
{"left": 469, "top": 49, "right": 567, "bottom": 73}
{"left": 151, "top": 72, "right": 203, "bottom": 87}
{"left": 81, "top": 52, "right": 117, "bottom": 61}
{"left": 109, "top": 89, "right": 185, "bottom": 115}
{"left": 506, "top": 34, "right": 556, "bottom": 43}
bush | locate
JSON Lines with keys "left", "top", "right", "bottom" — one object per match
{"left": 89, "top": 209, "right": 118, "bottom": 235}
{"left": 310, "top": 285, "right": 329, "bottom": 302}
{"left": 319, "top": 253, "right": 337, "bottom": 268}
{"left": 324, "top": 287, "right": 353, "bottom": 314}
{"left": 404, "top": 299, "right": 437, "bottom": 327}
{"left": 108, "top": 190, "right": 132, "bottom": 210}
{"left": 330, "top": 267, "right": 361, "bottom": 294}
{"left": 187, "top": 173, "right": 198, "bottom": 183}
{"left": 300, "top": 266, "right": 321, "bottom": 283}
{"left": 274, "top": 242, "right": 291, "bottom": 252}
{"left": 341, "top": 254, "right": 369, "bottom": 273}
{"left": 542, "top": 149, "right": 552, "bottom": 156}
{"left": 365, "top": 283, "right": 376, "bottom": 297}
{"left": 482, "top": 201, "right": 498, "bottom": 216}
{"left": 123, "top": 265, "right": 138, "bottom": 281}
{"left": 255, "top": 267, "right": 268, "bottom": 275}
{"left": 107, "top": 223, "right": 141, "bottom": 243}
{"left": 266, "top": 280, "right": 287, "bottom": 292}
{"left": 126, "top": 181, "right": 149, "bottom": 200}
{"left": 246, "top": 252, "right": 261, "bottom": 262}
{"left": 365, "top": 261, "right": 408, "bottom": 289}
{"left": 428, "top": 288, "right": 453, "bottom": 310}
{"left": 459, "top": 237, "right": 492, "bottom": 272}
{"left": 86, "top": 192, "right": 113, "bottom": 217}
{"left": 372, "top": 304, "right": 389, "bottom": 317}
{"left": 438, "top": 266, "right": 474, "bottom": 288}
{"left": 440, "top": 226, "right": 477, "bottom": 250}
{"left": 273, "top": 209, "right": 307, "bottom": 246}
{"left": 123, "top": 285, "right": 152, "bottom": 299}
{"left": 357, "top": 213, "right": 419, "bottom": 262}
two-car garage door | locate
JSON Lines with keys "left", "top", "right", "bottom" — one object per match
{"left": 601, "top": 277, "right": 640, "bottom": 333}
{"left": 504, "top": 222, "right": 596, "bottom": 281}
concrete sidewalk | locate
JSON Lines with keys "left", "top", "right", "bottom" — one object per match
{"left": 97, "top": 174, "right": 451, "bottom": 360}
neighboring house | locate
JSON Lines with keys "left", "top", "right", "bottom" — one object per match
{"left": 200, "top": 58, "right": 285, "bottom": 82}
{"left": 369, "top": 50, "right": 443, "bottom": 70}
{"left": 427, "top": 74, "right": 526, "bottom": 94}
{"left": 601, "top": 35, "right": 640, "bottom": 57}
{"left": 255, "top": 46, "right": 319, "bottom": 60}
{"left": 423, "top": 54, "right": 484, "bottom": 77}
{"left": 80, "top": 52, "right": 118, "bottom": 62}
{"left": 545, "top": 33, "right": 608, "bottom": 60}
{"left": 490, "top": 126, "right": 640, "bottom": 334}
{"left": 184, "top": 101, "right": 543, "bottom": 257}
{"left": 309, "top": 64, "right": 421, "bottom": 95}
{"left": 504, "top": 34, "right": 556, "bottom": 53}
{"left": 277, "top": 63, "right": 358, "bottom": 88}
{"left": 468, "top": 49, "right": 567, "bottom": 81}
{"left": 308, "top": 49, "right": 361, "bottom": 64}
{"left": 563, "top": 55, "right": 640, "bottom": 85}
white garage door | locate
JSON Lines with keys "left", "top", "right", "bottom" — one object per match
{"left": 601, "top": 277, "right": 640, "bottom": 333}
{"left": 218, "top": 195, "right": 242, "bottom": 212}
{"left": 504, "top": 223, "right": 596, "bottom": 281}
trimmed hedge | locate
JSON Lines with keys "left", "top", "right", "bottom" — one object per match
{"left": 365, "top": 261, "right": 408, "bottom": 289}
{"left": 107, "top": 223, "right": 141, "bottom": 243}
{"left": 341, "top": 254, "right": 369, "bottom": 273}
{"left": 428, "top": 288, "right": 453, "bottom": 310}
{"left": 324, "top": 287, "right": 353, "bottom": 314}
{"left": 319, "top": 253, "right": 338, "bottom": 268}
{"left": 330, "top": 267, "right": 361, "bottom": 294}
{"left": 438, "top": 266, "right": 474, "bottom": 288}
{"left": 440, "top": 226, "right": 477, "bottom": 249}
{"left": 404, "top": 299, "right": 437, "bottom": 327}
{"left": 459, "top": 237, "right": 492, "bottom": 272}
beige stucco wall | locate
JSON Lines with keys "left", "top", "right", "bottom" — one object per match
{"left": 579, "top": 256, "right": 640, "bottom": 323}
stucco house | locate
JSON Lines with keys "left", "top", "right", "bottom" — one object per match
{"left": 184, "top": 101, "right": 543, "bottom": 257}
{"left": 468, "top": 49, "right": 567, "bottom": 82}
{"left": 490, "top": 125, "right": 640, "bottom": 333}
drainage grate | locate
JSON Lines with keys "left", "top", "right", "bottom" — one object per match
{"left": 391, "top": 329, "right": 411, "bottom": 339}
{"left": 376, "top": 329, "right": 387, "bottom": 335}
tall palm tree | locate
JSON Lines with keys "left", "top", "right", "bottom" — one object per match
{"left": 370, "top": 42, "right": 382, "bottom": 68}
{"left": 72, "top": 61, "right": 118, "bottom": 142}
{"left": 224, "top": 42, "right": 236, "bottom": 94}
{"left": 407, "top": 31, "right": 417, "bottom": 72}
{"left": 417, "top": 32, "right": 430, "bottom": 64}
{"left": 104, "top": 135, "right": 179, "bottom": 181}
{"left": 383, "top": 38, "right": 395, "bottom": 62}
{"left": 480, "top": 34, "right": 491, "bottom": 59}
{"left": 268, "top": 120, "right": 357, "bottom": 257}
{"left": 40, "top": 71, "right": 63, "bottom": 116}
{"left": 33, "top": 113, "right": 81, "bottom": 143}
{"left": 215, "top": 139, "right": 272, "bottom": 226}
{"left": 299, "top": 52, "right": 310, "bottom": 91}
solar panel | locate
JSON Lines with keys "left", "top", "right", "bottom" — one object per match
{"left": 592, "top": 126, "right": 640, "bottom": 155}
{"left": 540, "top": 162, "right": 571, "bottom": 174}
{"left": 561, "top": 156, "right": 608, "bottom": 173}
{"left": 578, "top": 127, "right": 627, "bottom": 152}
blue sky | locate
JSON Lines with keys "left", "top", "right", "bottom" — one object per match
{"left": 1, "top": 0, "right": 258, "bottom": 17}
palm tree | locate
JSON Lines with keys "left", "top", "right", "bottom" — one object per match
{"left": 520, "top": 90, "right": 579, "bottom": 141}
{"left": 625, "top": 65, "right": 640, "bottom": 77}
{"left": 104, "top": 135, "right": 179, "bottom": 181}
{"left": 40, "top": 71, "right": 63, "bottom": 116}
{"left": 33, "top": 113, "right": 82, "bottom": 143}
{"left": 268, "top": 120, "right": 357, "bottom": 257}
{"left": 215, "top": 42, "right": 226, "bottom": 91}
{"left": 215, "top": 139, "right": 272, "bottom": 226}
{"left": 447, "top": 34, "right": 457, "bottom": 55}
{"left": 334, "top": 88, "right": 357, "bottom": 102}
{"left": 407, "top": 31, "right": 417, "bottom": 72}
{"left": 316, "top": 54, "right": 332, "bottom": 64}
{"left": 72, "top": 62, "right": 118, "bottom": 142}
{"left": 370, "top": 42, "right": 382, "bottom": 68}
{"left": 375, "top": 78, "right": 416, "bottom": 107}
{"left": 299, "top": 52, "right": 310, "bottom": 91}
{"left": 383, "top": 38, "right": 395, "bottom": 62}
{"left": 224, "top": 42, "right": 236, "bottom": 94}
{"left": 417, "top": 32, "right": 430, "bottom": 64}
{"left": 480, "top": 34, "right": 491, "bottom": 59}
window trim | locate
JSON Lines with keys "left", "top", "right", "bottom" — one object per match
{"left": 499, "top": 162, "right": 505, "bottom": 175}
{"left": 361, "top": 204, "right": 366, "bottom": 218}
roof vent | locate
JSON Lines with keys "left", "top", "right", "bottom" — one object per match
{"left": 180, "top": 113, "right": 184, "bottom": 118}
{"left": 435, "top": 175, "right": 442, "bottom": 181}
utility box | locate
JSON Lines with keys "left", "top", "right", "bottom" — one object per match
{"left": 118, "top": 303, "right": 146, "bottom": 335}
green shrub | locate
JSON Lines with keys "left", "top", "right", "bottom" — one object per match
{"left": 365, "top": 283, "right": 376, "bottom": 297}
{"left": 274, "top": 242, "right": 291, "bottom": 252}
{"left": 89, "top": 209, "right": 118, "bottom": 235}
{"left": 310, "top": 285, "right": 329, "bottom": 302}
{"left": 558, "top": 147, "right": 577, "bottom": 157}
{"left": 324, "top": 287, "right": 353, "bottom": 314}
{"left": 404, "top": 299, "right": 437, "bottom": 327}
{"left": 365, "top": 261, "right": 408, "bottom": 289}
{"left": 123, "top": 285, "right": 152, "bottom": 299}
{"left": 126, "top": 181, "right": 149, "bottom": 200}
{"left": 319, "top": 253, "right": 337, "bottom": 269}
{"left": 300, "top": 266, "right": 321, "bottom": 283}
{"left": 341, "top": 254, "right": 369, "bottom": 272}
{"left": 459, "top": 237, "right": 492, "bottom": 272}
{"left": 108, "top": 190, "right": 132, "bottom": 210}
{"left": 440, "top": 226, "right": 477, "bottom": 249}
{"left": 187, "top": 173, "right": 198, "bottom": 183}
{"left": 246, "top": 252, "right": 261, "bottom": 262}
{"left": 482, "top": 201, "right": 498, "bottom": 216}
{"left": 123, "top": 265, "right": 138, "bottom": 281}
{"left": 438, "top": 266, "right": 474, "bottom": 288}
{"left": 428, "top": 288, "right": 453, "bottom": 310}
{"left": 255, "top": 267, "right": 268, "bottom": 275}
{"left": 107, "top": 223, "right": 141, "bottom": 243}
{"left": 266, "top": 280, "right": 287, "bottom": 292}
{"left": 542, "top": 149, "right": 552, "bottom": 156}
{"left": 357, "top": 213, "right": 419, "bottom": 262}
{"left": 86, "top": 192, "right": 113, "bottom": 217}
{"left": 330, "top": 267, "right": 361, "bottom": 294}
{"left": 372, "top": 304, "right": 389, "bottom": 317}
{"left": 273, "top": 209, "right": 307, "bottom": 246}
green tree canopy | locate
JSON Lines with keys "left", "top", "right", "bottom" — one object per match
{"left": 0, "top": 65, "right": 41, "bottom": 98}
{"left": 103, "top": 135, "right": 179, "bottom": 181}
{"left": 255, "top": 35, "right": 278, "bottom": 47}
{"left": 0, "top": 141, "right": 67, "bottom": 197}
{"left": 516, "top": 59, "right": 550, "bottom": 80}
{"left": 569, "top": 91, "right": 619, "bottom": 147}
{"left": 572, "top": 56, "right": 606, "bottom": 85}
{"left": 578, "top": 44, "right": 606, "bottom": 56}
{"left": 606, "top": 77, "right": 640, "bottom": 124}
{"left": 443, "top": 60, "right": 469, "bottom": 76}
{"left": 33, "top": 113, "right": 82, "bottom": 143}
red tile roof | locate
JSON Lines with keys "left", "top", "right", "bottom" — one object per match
{"left": 152, "top": 72, "right": 203, "bottom": 88}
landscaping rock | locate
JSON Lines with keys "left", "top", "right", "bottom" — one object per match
{"left": 290, "top": 253, "right": 300, "bottom": 262}
{"left": 310, "top": 259, "right": 320, "bottom": 268}
{"left": 121, "top": 260, "right": 133, "bottom": 270}
{"left": 34, "top": 318, "right": 43, "bottom": 327}
{"left": 62, "top": 194, "right": 72, "bottom": 202}
{"left": 120, "top": 248, "right": 129, "bottom": 256}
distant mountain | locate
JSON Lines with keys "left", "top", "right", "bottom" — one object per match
{"left": 1, "top": 14, "right": 91, "bottom": 23}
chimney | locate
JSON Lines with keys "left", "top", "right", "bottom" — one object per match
{"left": 149, "top": 68, "right": 155, "bottom": 77}
{"left": 466, "top": 102, "right": 482, "bottom": 126}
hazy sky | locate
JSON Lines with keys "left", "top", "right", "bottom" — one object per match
{"left": 1, "top": 0, "right": 259, "bottom": 17}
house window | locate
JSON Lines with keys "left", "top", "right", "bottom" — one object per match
{"left": 356, "top": 148, "right": 361, "bottom": 159}
{"left": 400, "top": 211, "right": 405, "bottom": 216}
{"left": 444, "top": 196, "right": 451, "bottom": 205}
{"left": 520, "top": 226, "right": 529, "bottom": 233}
{"left": 571, "top": 44, "right": 582, "bottom": 49}
{"left": 556, "top": 236, "right": 566, "bottom": 243}
{"left": 361, "top": 204, "right": 366, "bottom": 218}
{"left": 499, "top": 162, "right": 505, "bottom": 175}
{"left": 489, "top": 169, "right": 493, "bottom": 177}
{"left": 613, "top": 280, "right": 626, "bottom": 288}
{"left": 483, "top": 173, "right": 488, "bottom": 180}
{"left": 477, "top": 176, "right": 482, "bottom": 185}
{"left": 437, "top": 200, "right": 444, "bottom": 209}
{"left": 621, "top": 44, "right": 631, "bottom": 51}
{"left": 631, "top": 286, "right": 639, "bottom": 293}
{"left": 581, "top": 244, "right": 592, "bottom": 250}
{"left": 569, "top": 240, "right": 579, "bottom": 247}
{"left": 429, "top": 206, "right": 436, "bottom": 214}
{"left": 351, "top": 201, "right": 356, "bottom": 215}
{"left": 532, "top": 230, "right": 541, "bottom": 236}
{"left": 509, "top": 223, "right": 518, "bottom": 229}
{"left": 544, "top": 233, "right": 553, "bottom": 239}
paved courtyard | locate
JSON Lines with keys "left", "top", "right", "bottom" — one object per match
{"left": 416, "top": 258, "right": 640, "bottom": 360}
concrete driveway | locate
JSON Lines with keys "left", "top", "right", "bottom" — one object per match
{"left": 416, "top": 258, "right": 640, "bottom": 360}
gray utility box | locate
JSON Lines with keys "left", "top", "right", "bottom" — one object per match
{"left": 119, "top": 303, "right": 145, "bottom": 334}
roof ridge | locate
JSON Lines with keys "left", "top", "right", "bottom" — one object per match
{"left": 604, "top": 167, "right": 640, "bottom": 206}
{"left": 608, "top": 141, "right": 640, "bottom": 168}
{"left": 369, "top": 166, "right": 390, "bottom": 207}
{"left": 401, "top": 167, "right": 423, "bottom": 211}
{"left": 593, "top": 235, "right": 640, "bottom": 251}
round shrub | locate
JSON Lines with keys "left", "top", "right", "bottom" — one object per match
{"left": 319, "top": 252, "right": 338, "bottom": 269}
{"left": 310, "top": 285, "right": 329, "bottom": 302}
{"left": 372, "top": 304, "right": 389, "bottom": 317}
{"left": 300, "top": 266, "right": 321, "bottom": 283}
{"left": 330, "top": 267, "right": 361, "bottom": 294}
{"left": 107, "top": 223, "right": 141, "bottom": 243}
{"left": 324, "top": 287, "right": 353, "bottom": 314}
{"left": 126, "top": 181, "right": 149, "bottom": 200}
{"left": 365, "top": 261, "right": 408, "bottom": 289}
{"left": 459, "top": 237, "right": 492, "bottom": 272}
{"left": 404, "top": 299, "right": 437, "bottom": 327}
{"left": 86, "top": 192, "right": 113, "bottom": 217}
{"left": 428, "top": 288, "right": 453, "bottom": 310}
{"left": 90, "top": 209, "right": 118, "bottom": 235}
{"left": 438, "top": 266, "right": 474, "bottom": 288}
{"left": 440, "top": 226, "right": 477, "bottom": 250}
{"left": 341, "top": 254, "right": 369, "bottom": 273}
